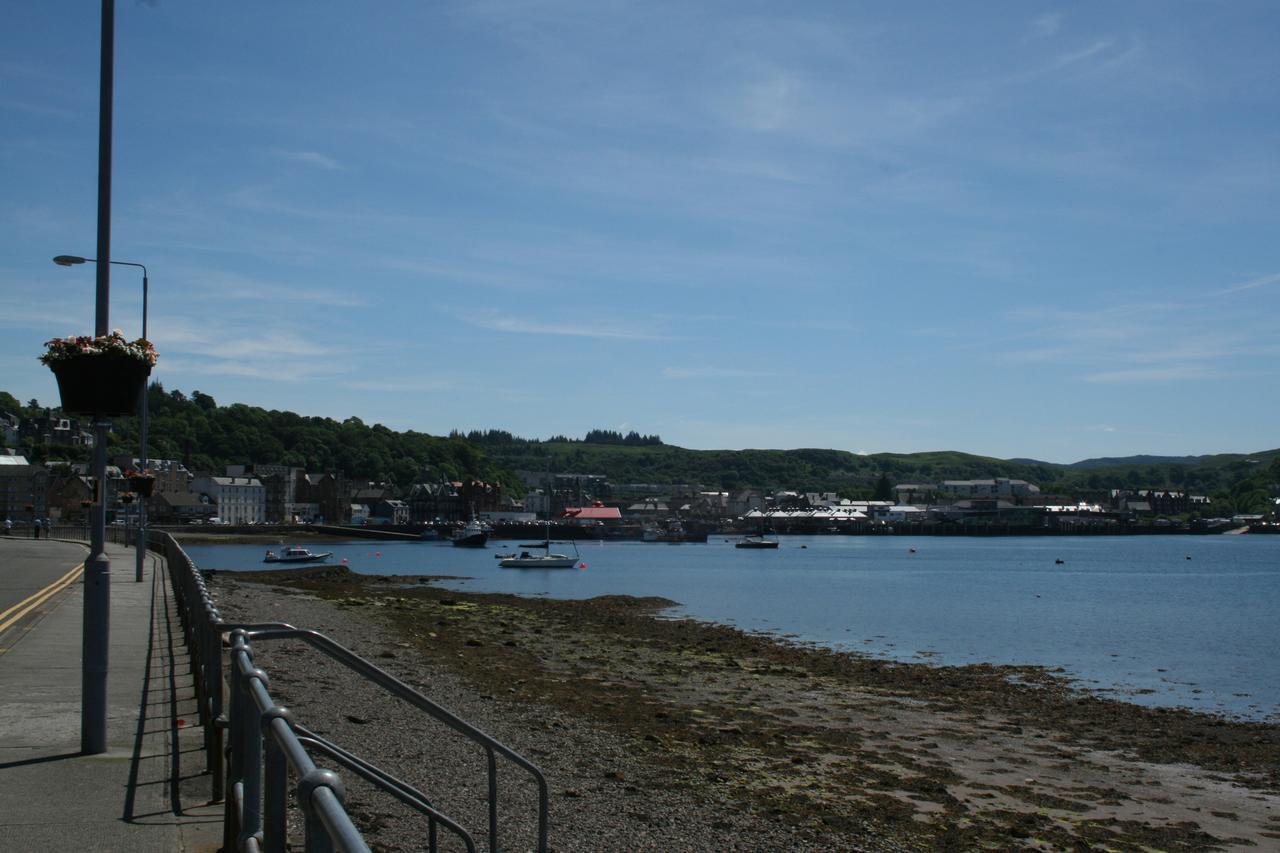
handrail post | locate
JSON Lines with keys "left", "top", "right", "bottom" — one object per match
{"left": 299, "top": 769, "right": 345, "bottom": 853}
{"left": 225, "top": 633, "right": 249, "bottom": 852}
{"left": 262, "top": 711, "right": 292, "bottom": 853}
{"left": 160, "top": 530, "right": 547, "bottom": 852}
{"left": 240, "top": 665, "right": 267, "bottom": 850}
{"left": 209, "top": 618, "right": 225, "bottom": 800}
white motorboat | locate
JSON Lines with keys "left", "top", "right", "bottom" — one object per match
{"left": 734, "top": 532, "right": 779, "bottom": 549}
{"left": 264, "top": 546, "right": 334, "bottom": 563}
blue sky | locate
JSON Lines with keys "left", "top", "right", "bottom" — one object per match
{"left": 3, "top": 2, "right": 1278, "bottom": 463}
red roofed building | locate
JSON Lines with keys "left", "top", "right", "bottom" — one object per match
{"left": 561, "top": 501, "right": 622, "bottom": 522}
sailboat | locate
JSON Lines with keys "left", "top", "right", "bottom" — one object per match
{"left": 499, "top": 525, "right": 582, "bottom": 568}
{"left": 735, "top": 530, "right": 779, "bottom": 549}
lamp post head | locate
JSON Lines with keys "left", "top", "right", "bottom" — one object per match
{"left": 53, "top": 255, "right": 89, "bottom": 266}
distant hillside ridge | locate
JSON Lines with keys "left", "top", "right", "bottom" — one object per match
{"left": 1067, "top": 454, "right": 1205, "bottom": 470}
{"left": 478, "top": 437, "right": 1280, "bottom": 500}
{"left": 2, "top": 386, "right": 517, "bottom": 490}
{"left": 5, "top": 389, "right": 1276, "bottom": 504}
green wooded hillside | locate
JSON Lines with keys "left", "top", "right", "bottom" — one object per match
{"left": 5, "top": 388, "right": 1276, "bottom": 511}
{"left": 464, "top": 430, "right": 1280, "bottom": 508}
{"left": 5, "top": 386, "right": 516, "bottom": 489}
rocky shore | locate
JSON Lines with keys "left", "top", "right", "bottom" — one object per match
{"left": 208, "top": 566, "right": 1280, "bottom": 851}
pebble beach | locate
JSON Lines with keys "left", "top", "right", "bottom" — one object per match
{"left": 209, "top": 565, "right": 1280, "bottom": 851}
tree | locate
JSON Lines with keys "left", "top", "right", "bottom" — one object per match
{"left": 872, "top": 473, "right": 893, "bottom": 501}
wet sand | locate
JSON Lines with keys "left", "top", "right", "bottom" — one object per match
{"left": 212, "top": 565, "right": 1280, "bottom": 851}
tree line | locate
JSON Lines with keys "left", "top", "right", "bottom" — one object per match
{"left": 4, "top": 388, "right": 1276, "bottom": 512}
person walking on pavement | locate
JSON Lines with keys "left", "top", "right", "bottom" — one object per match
{"left": 3, "top": 517, "right": 10, "bottom": 535}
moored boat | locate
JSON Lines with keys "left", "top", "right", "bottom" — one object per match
{"left": 500, "top": 544, "right": 581, "bottom": 569}
{"left": 264, "top": 545, "right": 334, "bottom": 563}
{"left": 642, "top": 518, "right": 709, "bottom": 543}
{"left": 735, "top": 533, "right": 779, "bottom": 549}
{"left": 451, "top": 518, "right": 489, "bottom": 548}
{"left": 500, "top": 524, "right": 582, "bottom": 568}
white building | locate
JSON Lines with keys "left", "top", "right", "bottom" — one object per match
{"left": 941, "top": 478, "right": 1040, "bottom": 498}
{"left": 190, "top": 475, "right": 266, "bottom": 525}
{"left": 884, "top": 505, "right": 927, "bottom": 523}
{"left": 522, "top": 490, "right": 550, "bottom": 517}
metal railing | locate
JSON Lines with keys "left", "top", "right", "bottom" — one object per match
{"left": 158, "top": 531, "right": 549, "bottom": 852}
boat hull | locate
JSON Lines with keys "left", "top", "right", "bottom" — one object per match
{"left": 451, "top": 533, "right": 488, "bottom": 548}
{"left": 499, "top": 556, "right": 579, "bottom": 568}
{"left": 263, "top": 553, "right": 333, "bottom": 563}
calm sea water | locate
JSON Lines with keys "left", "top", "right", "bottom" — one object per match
{"left": 184, "top": 534, "right": 1280, "bottom": 721}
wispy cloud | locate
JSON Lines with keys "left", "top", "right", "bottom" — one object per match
{"left": 1213, "top": 272, "right": 1280, "bottom": 296}
{"left": 274, "top": 149, "right": 341, "bottom": 170}
{"left": 1084, "top": 365, "right": 1218, "bottom": 384}
{"left": 0, "top": 303, "right": 91, "bottom": 331}
{"left": 1053, "top": 39, "right": 1113, "bottom": 70}
{"left": 996, "top": 297, "right": 1280, "bottom": 385}
{"left": 340, "top": 377, "right": 456, "bottom": 393}
{"left": 1030, "top": 13, "right": 1062, "bottom": 39}
{"left": 470, "top": 314, "right": 669, "bottom": 340}
{"left": 153, "top": 320, "right": 326, "bottom": 354}
{"left": 713, "top": 71, "right": 970, "bottom": 148}
{"left": 180, "top": 269, "right": 366, "bottom": 308}
{"left": 1046, "top": 37, "right": 1145, "bottom": 78}
{"left": 161, "top": 357, "right": 336, "bottom": 382}
{"left": 662, "top": 366, "right": 780, "bottom": 380}
{"left": 379, "top": 258, "right": 554, "bottom": 293}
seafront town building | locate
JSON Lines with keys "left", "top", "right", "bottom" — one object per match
{"left": 150, "top": 490, "right": 215, "bottom": 524}
{"left": 190, "top": 475, "right": 267, "bottom": 525}
{"left": 45, "top": 472, "right": 95, "bottom": 522}
{"left": 227, "top": 464, "right": 302, "bottom": 523}
{"left": 0, "top": 413, "right": 18, "bottom": 447}
{"left": 115, "top": 457, "right": 192, "bottom": 496}
{"left": 940, "top": 479, "right": 1041, "bottom": 499}
{"left": 18, "top": 411, "right": 95, "bottom": 450}
{"left": 1, "top": 402, "right": 1252, "bottom": 531}
{"left": 1108, "top": 489, "right": 1211, "bottom": 516}
{"left": 406, "top": 477, "right": 504, "bottom": 524}
{"left": 0, "top": 452, "right": 49, "bottom": 525}
{"left": 522, "top": 489, "right": 551, "bottom": 517}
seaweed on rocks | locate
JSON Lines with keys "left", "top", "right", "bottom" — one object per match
{"left": 210, "top": 568, "right": 1280, "bottom": 851}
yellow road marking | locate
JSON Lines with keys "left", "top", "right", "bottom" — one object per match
{"left": 0, "top": 563, "right": 84, "bottom": 634}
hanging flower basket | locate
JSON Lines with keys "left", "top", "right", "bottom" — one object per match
{"left": 127, "top": 473, "right": 156, "bottom": 497}
{"left": 41, "top": 332, "right": 156, "bottom": 417}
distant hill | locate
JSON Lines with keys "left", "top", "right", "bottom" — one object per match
{"left": 1067, "top": 455, "right": 1204, "bottom": 470}
{"left": 8, "top": 385, "right": 518, "bottom": 490}
{"left": 8, "top": 387, "right": 1277, "bottom": 509}
{"left": 475, "top": 435, "right": 1280, "bottom": 504}
{"left": 479, "top": 441, "right": 1062, "bottom": 496}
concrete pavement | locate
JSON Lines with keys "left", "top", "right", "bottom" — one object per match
{"left": 0, "top": 538, "right": 221, "bottom": 851}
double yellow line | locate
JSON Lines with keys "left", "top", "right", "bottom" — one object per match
{"left": 0, "top": 562, "right": 84, "bottom": 637}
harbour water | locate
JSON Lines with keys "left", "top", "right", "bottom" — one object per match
{"left": 185, "top": 534, "right": 1279, "bottom": 721}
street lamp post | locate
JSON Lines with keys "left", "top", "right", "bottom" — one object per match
{"left": 54, "top": 254, "right": 149, "bottom": 585}
{"left": 75, "top": 0, "right": 116, "bottom": 757}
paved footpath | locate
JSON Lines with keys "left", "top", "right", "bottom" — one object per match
{"left": 0, "top": 538, "right": 220, "bottom": 851}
